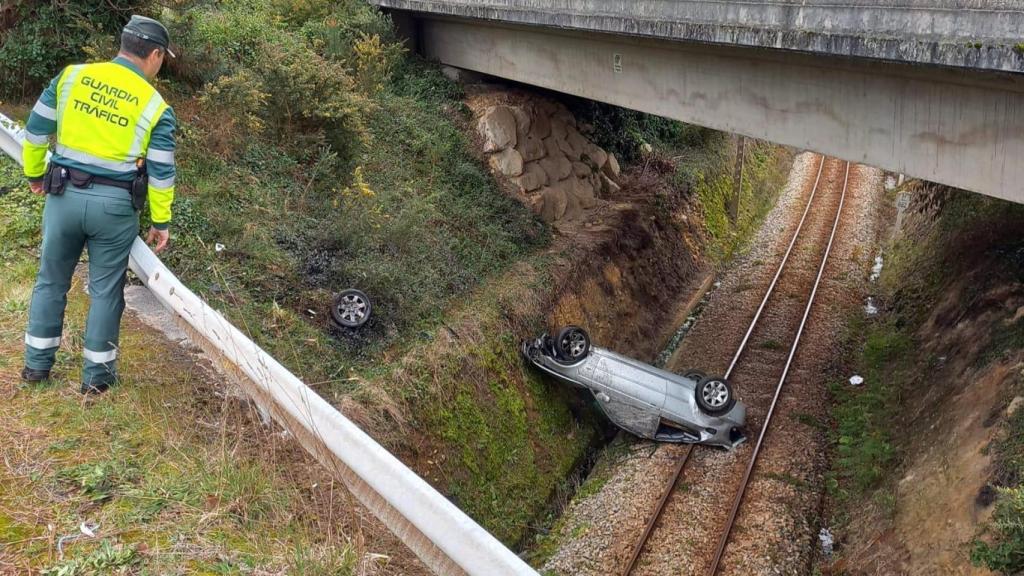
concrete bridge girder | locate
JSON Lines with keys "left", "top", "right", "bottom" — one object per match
{"left": 404, "top": 17, "right": 1023, "bottom": 203}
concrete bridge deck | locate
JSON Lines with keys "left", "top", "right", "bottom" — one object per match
{"left": 372, "top": 1, "right": 1024, "bottom": 202}
{"left": 373, "top": 0, "right": 1024, "bottom": 73}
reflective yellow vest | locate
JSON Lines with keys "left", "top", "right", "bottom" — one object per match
{"left": 54, "top": 62, "right": 168, "bottom": 176}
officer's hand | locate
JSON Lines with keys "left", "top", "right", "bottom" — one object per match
{"left": 146, "top": 227, "right": 170, "bottom": 254}
{"left": 29, "top": 181, "right": 44, "bottom": 196}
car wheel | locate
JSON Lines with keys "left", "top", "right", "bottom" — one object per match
{"left": 555, "top": 326, "right": 591, "bottom": 362}
{"left": 331, "top": 289, "right": 372, "bottom": 328}
{"left": 695, "top": 375, "right": 735, "bottom": 416}
{"left": 684, "top": 369, "right": 707, "bottom": 382}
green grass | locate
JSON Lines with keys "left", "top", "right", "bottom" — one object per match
{"left": 421, "top": 326, "right": 596, "bottom": 546}
{"left": 828, "top": 319, "right": 911, "bottom": 499}
{"left": 689, "top": 140, "right": 789, "bottom": 263}
{"left": 973, "top": 384, "right": 1024, "bottom": 572}
{"left": 0, "top": 159, "right": 360, "bottom": 574}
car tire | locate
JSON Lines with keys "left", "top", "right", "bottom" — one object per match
{"left": 555, "top": 326, "right": 591, "bottom": 362}
{"left": 684, "top": 369, "right": 707, "bottom": 382}
{"left": 331, "top": 289, "right": 372, "bottom": 328}
{"left": 695, "top": 375, "right": 735, "bottom": 416}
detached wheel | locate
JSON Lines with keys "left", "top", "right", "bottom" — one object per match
{"left": 684, "top": 369, "right": 707, "bottom": 382}
{"left": 695, "top": 375, "right": 735, "bottom": 416}
{"left": 555, "top": 326, "right": 591, "bottom": 362}
{"left": 331, "top": 289, "right": 371, "bottom": 328}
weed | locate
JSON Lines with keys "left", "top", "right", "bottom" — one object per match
{"left": 57, "top": 460, "right": 138, "bottom": 502}
{"left": 763, "top": 471, "right": 809, "bottom": 490}
{"left": 760, "top": 338, "right": 785, "bottom": 351}
{"left": 972, "top": 486, "right": 1024, "bottom": 572}
{"left": 792, "top": 412, "right": 826, "bottom": 430}
{"left": 41, "top": 541, "right": 138, "bottom": 576}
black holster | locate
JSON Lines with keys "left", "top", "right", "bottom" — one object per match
{"left": 43, "top": 163, "right": 68, "bottom": 196}
{"left": 131, "top": 161, "right": 148, "bottom": 212}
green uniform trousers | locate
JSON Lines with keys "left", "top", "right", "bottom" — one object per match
{"left": 24, "top": 183, "right": 138, "bottom": 386}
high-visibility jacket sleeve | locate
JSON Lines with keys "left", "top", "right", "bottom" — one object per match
{"left": 22, "top": 71, "right": 62, "bottom": 181}
{"left": 146, "top": 107, "right": 177, "bottom": 229}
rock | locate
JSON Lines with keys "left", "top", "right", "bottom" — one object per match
{"left": 478, "top": 106, "right": 517, "bottom": 152}
{"left": 516, "top": 162, "right": 548, "bottom": 192}
{"left": 601, "top": 174, "right": 621, "bottom": 195}
{"left": 519, "top": 133, "right": 547, "bottom": 162}
{"left": 440, "top": 65, "right": 482, "bottom": 83}
{"left": 557, "top": 137, "right": 577, "bottom": 160}
{"left": 562, "top": 185, "right": 583, "bottom": 220}
{"left": 550, "top": 116, "right": 569, "bottom": 142}
{"left": 548, "top": 177, "right": 596, "bottom": 215}
{"left": 567, "top": 129, "right": 589, "bottom": 159}
{"left": 542, "top": 136, "right": 562, "bottom": 159}
{"left": 583, "top": 144, "right": 607, "bottom": 170}
{"left": 489, "top": 147, "right": 523, "bottom": 177}
{"left": 440, "top": 65, "right": 461, "bottom": 81}
{"left": 552, "top": 105, "right": 576, "bottom": 127}
{"left": 603, "top": 153, "right": 621, "bottom": 179}
{"left": 571, "top": 161, "right": 591, "bottom": 178}
{"left": 511, "top": 106, "right": 532, "bottom": 136}
{"left": 539, "top": 140, "right": 572, "bottom": 181}
{"left": 530, "top": 112, "right": 551, "bottom": 140}
{"left": 570, "top": 177, "right": 597, "bottom": 208}
{"left": 538, "top": 185, "right": 568, "bottom": 222}
{"left": 1008, "top": 396, "right": 1024, "bottom": 417}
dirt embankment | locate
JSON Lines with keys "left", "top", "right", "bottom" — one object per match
{"left": 823, "top": 187, "right": 1024, "bottom": 576}
{"left": 377, "top": 130, "right": 711, "bottom": 548}
{"left": 361, "top": 87, "right": 792, "bottom": 549}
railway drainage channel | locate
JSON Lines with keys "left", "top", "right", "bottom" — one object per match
{"left": 540, "top": 154, "right": 882, "bottom": 576}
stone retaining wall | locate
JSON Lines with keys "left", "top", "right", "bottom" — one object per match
{"left": 474, "top": 97, "right": 621, "bottom": 224}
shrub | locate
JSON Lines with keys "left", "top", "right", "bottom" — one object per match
{"left": 0, "top": 1, "right": 149, "bottom": 100}
{"left": 351, "top": 33, "right": 406, "bottom": 95}
{"left": 566, "top": 98, "right": 716, "bottom": 163}
{"left": 255, "top": 39, "right": 368, "bottom": 171}
{"left": 194, "top": 69, "right": 269, "bottom": 157}
{"left": 294, "top": 1, "right": 396, "bottom": 62}
{"left": 972, "top": 487, "right": 1024, "bottom": 572}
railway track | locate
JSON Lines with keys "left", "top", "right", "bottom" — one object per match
{"left": 621, "top": 155, "right": 851, "bottom": 576}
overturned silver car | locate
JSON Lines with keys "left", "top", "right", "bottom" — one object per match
{"left": 522, "top": 326, "right": 746, "bottom": 449}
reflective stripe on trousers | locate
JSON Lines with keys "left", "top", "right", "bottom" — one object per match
{"left": 83, "top": 347, "right": 117, "bottom": 363}
{"left": 25, "top": 333, "right": 61, "bottom": 349}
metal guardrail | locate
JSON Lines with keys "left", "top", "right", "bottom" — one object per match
{"left": 0, "top": 112, "right": 539, "bottom": 576}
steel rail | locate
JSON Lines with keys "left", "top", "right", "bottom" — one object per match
{"left": 706, "top": 161, "right": 850, "bottom": 576}
{"left": 621, "top": 154, "right": 828, "bottom": 576}
{"left": 0, "top": 112, "right": 539, "bottom": 576}
{"left": 620, "top": 445, "right": 694, "bottom": 576}
{"left": 724, "top": 156, "right": 826, "bottom": 379}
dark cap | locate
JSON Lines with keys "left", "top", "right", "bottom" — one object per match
{"left": 123, "top": 15, "right": 175, "bottom": 58}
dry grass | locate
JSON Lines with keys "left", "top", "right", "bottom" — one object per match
{"left": 0, "top": 257, "right": 425, "bottom": 575}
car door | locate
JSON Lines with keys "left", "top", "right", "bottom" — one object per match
{"left": 590, "top": 354, "right": 666, "bottom": 439}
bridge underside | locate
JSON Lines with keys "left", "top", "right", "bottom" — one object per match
{"left": 403, "top": 16, "right": 1023, "bottom": 202}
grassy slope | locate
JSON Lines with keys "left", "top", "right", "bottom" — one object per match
{"left": 0, "top": 161, "right": 362, "bottom": 574}
{"left": 825, "top": 188, "right": 1024, "bottom": 574}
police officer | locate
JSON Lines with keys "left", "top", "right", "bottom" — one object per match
{"left": 20, "top": 15, "right": 177, "bottom": 394}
